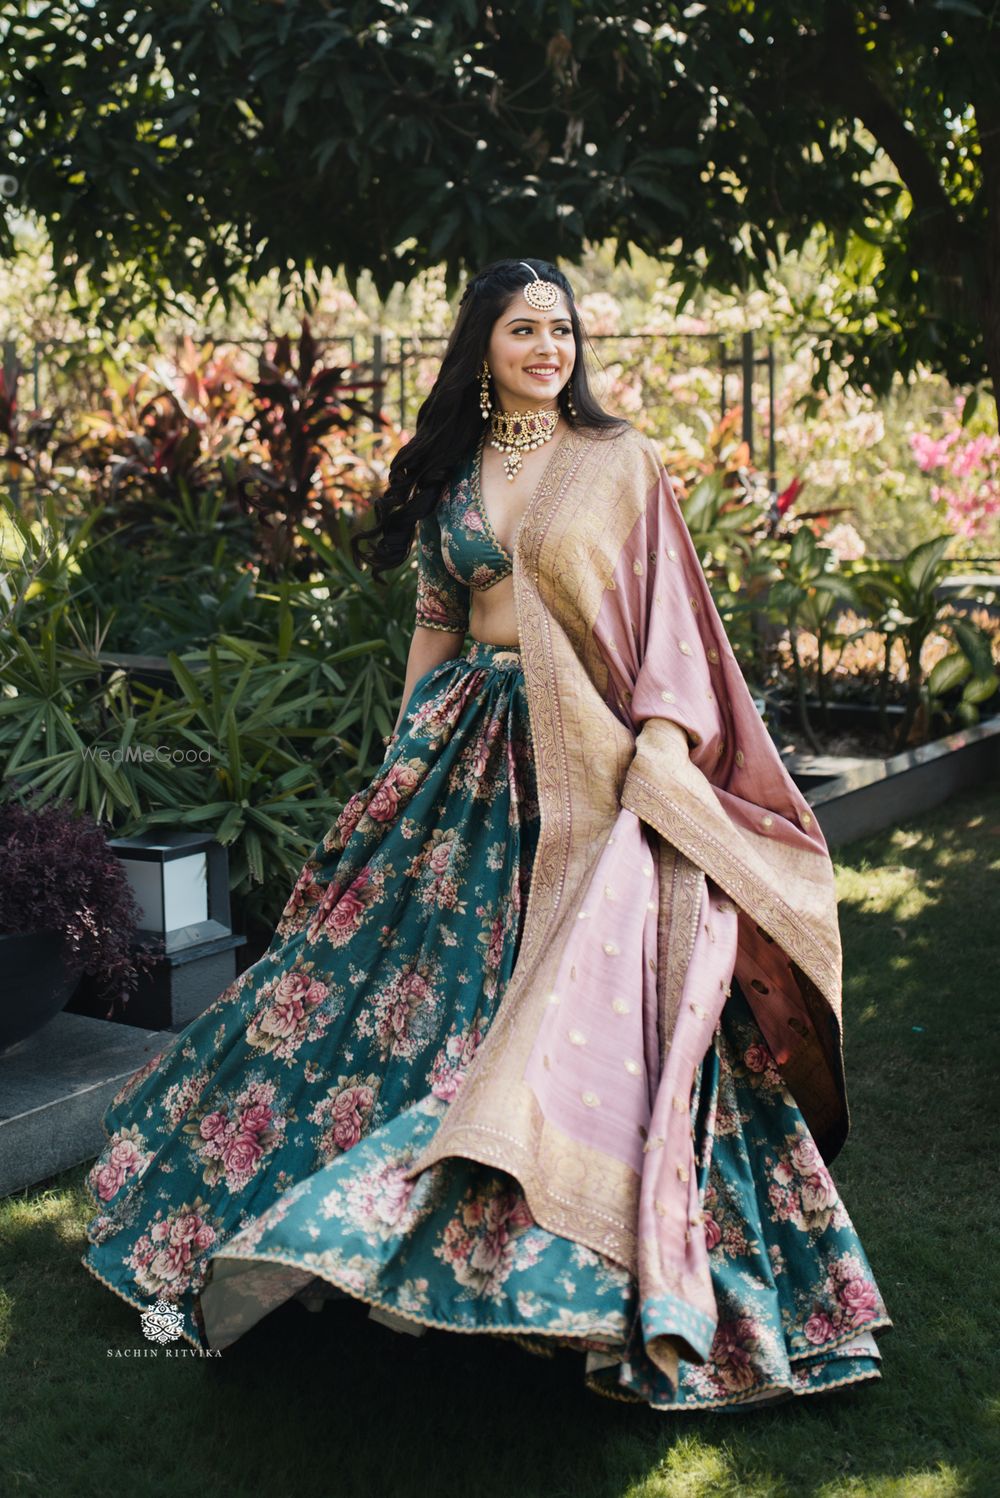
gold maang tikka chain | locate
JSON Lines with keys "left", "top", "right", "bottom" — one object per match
{"left": 484, "top": 260, "right": 562, "bottom": 482}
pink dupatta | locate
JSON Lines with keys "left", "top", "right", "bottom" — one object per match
{"left": 404, "top": 423, "right": 846, "bottom": 1384}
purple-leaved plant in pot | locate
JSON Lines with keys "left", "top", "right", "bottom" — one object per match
{"left": 0, "top": 797, "right": 162, "bottom": 1055}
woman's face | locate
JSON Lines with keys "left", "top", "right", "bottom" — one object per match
{"left": 485, "top": 288, "right": 576, "bottom": 414}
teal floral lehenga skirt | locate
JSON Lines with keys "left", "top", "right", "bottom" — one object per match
{"left": 82, "top": 638, "right": 891, "bottom": 1409}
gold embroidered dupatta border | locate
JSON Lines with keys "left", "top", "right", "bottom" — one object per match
{"left": 403, "top": 426, "right": 652, "bottom": 1266}
{"left": 403, "top": 425, "right": 848, "bottom": 1275}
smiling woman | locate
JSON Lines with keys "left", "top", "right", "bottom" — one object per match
{"left": 80, "top": 258, "right": 891, "bottom": 1411}
{"left": 453, "top": 266, "right": 577, "bottom": 643}
{"left": 355, "top": 256, "right": 626, "bottom": 674}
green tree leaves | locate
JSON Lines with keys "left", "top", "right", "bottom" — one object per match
{"left": 1, "top": 1, "right": 997, "bottom": 400}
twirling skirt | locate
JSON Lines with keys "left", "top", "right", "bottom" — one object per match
{"left": 81, "top": 638, "right": 891, "bottom": 1410}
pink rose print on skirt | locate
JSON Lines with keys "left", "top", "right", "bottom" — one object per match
{"left": 326, "top": 789, "right": 368, "bottom": 851}
{"left": 426, "top": 836, "right": 456, "bottom": 880}
{"left": 182, "top": 1079, "right": 291, "bottom": 1191}
{"left": 792, "top": 1248, "right": 887, "bottom": 1351}
{"left": 161, "top": 1069, "right": 211, "bottom": 1130}
{"left": 405, "top": 829, "right": 465, "bottom": 913}
{"left": 367, "top": 760, "right": 422, "bottom": 824}
{"left": 448, "top": 714, "right": 505, "bottom": 801}
{"left": 804, "top": 1310, "right": 839, "bottom": 1345}
{"left": 125, "top": 1198, "right": 223, "bottom": 1300}
{"left": 475, "top": 903, "right": 509, "bottom": 996}
{"left": 353, "top": 961, "right": 442, "bottom": 1063}
{"left": 87, "top": 1125, "right": 154, "bottom": 1203}
{"left": 427, "top": 1023, "right": 484, "bottom": 1103}
{"left": 837, "top": 1272, "right": 882, "bottom": 1327}
{"left": 433, "top": 1181, "right": 541, "bottom": 1303}
{"left": 309, "top": 866, "right": 388, "bottom": 948}
{"left": 275, "top": 860, "right": 326, "bottom": 937}
{"left": 801, "top": 1249, "right": 886, "bottom": 1346}
{"left": 706, "top": 1316, "right": 764, "bottom": 1394}
{"left": 334, "top": 1158, "right": 424, "bottom": 1243}
{"left": 308, "top": 1072, "right": 381, "bottom": 1164}
{"left": 324, "top": 759, "right": 423, "bottom": 855}
{"left": 734, "top": 1030, "right": 784, "bottom": 1094}
{"left": 245, "top": 968, "right": 334, "bottom": 1061}
{"left": 703, "top": 1208, "right": 722, "bottom": 1252}
{"left": 699, "top": 1179, "right": 752, "bottom": 1260}
{"left": 769, "top": 1127, "right": 843, "bottom": 1233}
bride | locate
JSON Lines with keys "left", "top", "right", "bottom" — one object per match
{"left": 81, "top": 257, "right": 891, "bottom": 1409}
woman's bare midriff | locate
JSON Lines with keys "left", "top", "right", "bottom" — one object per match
{"left": 469, "top": 576, "right": 519, "bottom": 647}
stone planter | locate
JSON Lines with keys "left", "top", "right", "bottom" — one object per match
{"left": 798, "top": 713, "right": 1000, "bottom": 848}
{"left": 772, "top": 697, "right": 906, "bottom": 732}
{"left": 0, "top": 931, "right": 82, "bottom": 1057}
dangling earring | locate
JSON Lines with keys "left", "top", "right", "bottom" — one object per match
{"left": 479, "top": 359, "right": 492, "bottom": 419}
{"left": 565, "top": 383, "right": 578, "bottom": 419}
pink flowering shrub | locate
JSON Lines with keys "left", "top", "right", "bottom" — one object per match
{"left": 909, "top": 397, "right": 1000, "bottom": 539}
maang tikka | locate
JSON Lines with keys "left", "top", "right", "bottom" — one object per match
{"left": 519, "top": 261, "right": 577, "bottom": 417}
{"left": 519, "top": 260, "right": 560, "bottom": 310}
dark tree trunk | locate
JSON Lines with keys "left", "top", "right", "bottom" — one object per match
{"left": 975, "top": 85, "right": 1000, "bottom": 421}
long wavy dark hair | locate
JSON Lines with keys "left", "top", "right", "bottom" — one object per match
{"left": 351, "top": 257, "right": 628, "bottom": 583}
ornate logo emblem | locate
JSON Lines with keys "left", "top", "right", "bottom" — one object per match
{"left": 140, "top": 1301, "right": 185, "bottom": 1344}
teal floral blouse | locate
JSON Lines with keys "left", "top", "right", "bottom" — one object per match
{"left": 415, "top": 438, "right": 513, "bottom": 634}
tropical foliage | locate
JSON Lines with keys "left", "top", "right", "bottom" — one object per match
{"left": 0, "top": 319, "right": 410, "bottom": 938}
{"left": 0, "top": 486, "right": 412, "bottom": 941}
{"left": 2, "top": 258, "right": 998, "bottom": 943}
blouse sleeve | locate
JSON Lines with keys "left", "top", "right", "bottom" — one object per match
{"left": 414, "top": 508, "right": 470, "bottom": 635}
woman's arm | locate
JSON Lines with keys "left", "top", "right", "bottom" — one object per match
{"left": 385, "top": 504, "right": 471, "bottom": 744}
{"left": 391, "top": 625, "right": 465, "bottom": 737}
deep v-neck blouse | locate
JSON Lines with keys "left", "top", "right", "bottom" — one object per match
{"left": 414, "top": 437, "right": 515, "bottom": 634}
{"left": 442, "top": 436, "right": 515, "bottom": 587}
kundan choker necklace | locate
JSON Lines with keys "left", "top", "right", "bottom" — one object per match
{"left": 488, "top": 407, "right": 559, "bottom": 481}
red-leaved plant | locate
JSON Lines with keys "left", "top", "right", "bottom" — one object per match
{"left": 231, "top": 317, "right": 387, "bottom": 576}
{"left": 0, "top": 798, "right": 162, "bottom": 1015}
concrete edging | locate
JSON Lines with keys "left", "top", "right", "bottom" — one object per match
{"left": 805, "top": 714, "right": 1000, "bottom": 848}
{"left": 0, "top": 1012, "right": 168, "bottom": 1198}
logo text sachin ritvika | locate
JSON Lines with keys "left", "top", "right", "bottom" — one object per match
{"left": 108, "top": 1346, "right": 222, "bottom": 1357}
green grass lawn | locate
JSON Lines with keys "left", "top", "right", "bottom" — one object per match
{"left": 2, "top": 782, "right": 998, "bottom": 1498}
